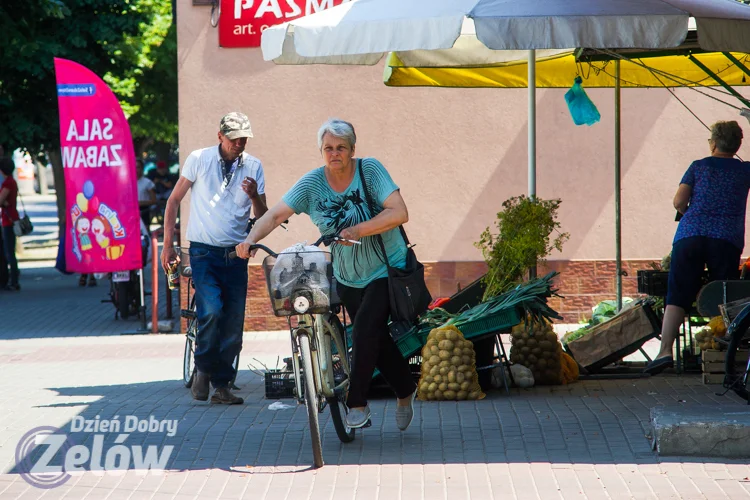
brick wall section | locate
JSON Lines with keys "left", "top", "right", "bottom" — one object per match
{"left": 178, "top": 259, "right": 658, "bottom": 332}
{"left": 539, "top": 260, "right": 655, "bottom": 322}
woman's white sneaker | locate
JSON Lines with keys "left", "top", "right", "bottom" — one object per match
{"left": 395, "top": 391, "right": 417, "bottom": 431}
{"left": 345, "top": 406, "right": 371, "bottom": 428}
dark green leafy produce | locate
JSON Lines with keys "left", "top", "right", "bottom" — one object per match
{"left": 416, "top": 272, "right": 562, "bottom": 332}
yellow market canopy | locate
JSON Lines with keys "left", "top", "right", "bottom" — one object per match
{"left": 384, "top": 51, "right": 750, "bottom": 89}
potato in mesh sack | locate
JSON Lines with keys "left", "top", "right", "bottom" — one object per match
{"left": 509, "top": 317, "right": 563, "bottom": 385}
{"left": 417, "top": 325, "right": 485, "bottom": 401}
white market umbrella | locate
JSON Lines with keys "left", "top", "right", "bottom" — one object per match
{"left": 262, "top": 0, "right": 750, "bottom": 63}
{"left": 261, "top": 0, "right": 750, "bottom": 306}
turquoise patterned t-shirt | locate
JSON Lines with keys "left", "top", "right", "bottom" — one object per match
{"left": 282, "top": 157, "right": 408, "bottom": 288}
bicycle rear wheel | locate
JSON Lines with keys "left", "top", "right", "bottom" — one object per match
{"left": 230, "top": 354, "right": 240, "bottom": 390}
{"left": 116, "top": 282, "right": 130, "bottom": 319}
{"left": 299, "top": 334, "right": 324, "bottom": 468}
{"left": 724, "top": 304, "right": 750, "bottom": 402}
{"left": 183, "top": 320, "right": 197, "bottom": 388}
{"left": 325, "top": 315, "right": 355, "bottom": 443}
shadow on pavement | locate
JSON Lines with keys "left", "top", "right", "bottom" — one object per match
{"left": 1, "top": 266, "right": 178, "bottom": 340}
{"left": 9, "top": 372, "right": 750, "bottom": 478}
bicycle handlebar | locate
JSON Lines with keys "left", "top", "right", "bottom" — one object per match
{"left": 229, "top": 243, "right": 276, "bottom": 260}
{"left": 228, "top": 235, "right": 361, "bottom": 259}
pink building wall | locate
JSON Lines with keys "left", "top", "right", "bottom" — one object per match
{"left": 177, "top": 3, "right": 750, "bottom": 326}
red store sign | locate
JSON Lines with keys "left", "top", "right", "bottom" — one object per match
{"left": 219, "top": 0, "right": 348, "bottom": 48}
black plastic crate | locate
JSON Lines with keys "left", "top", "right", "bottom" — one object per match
{"left": 637, "top": 270, "right": 669, "bottom": 296}
{"left": 264, "top": 370, "right": 298, "bottom": 399}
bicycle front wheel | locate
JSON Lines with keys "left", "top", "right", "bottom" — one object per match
{"left": 299, "top": 334, "right": 324, "bottom": 468}
{"left": 325, "top": 315, "right": 355, "bottom": 443}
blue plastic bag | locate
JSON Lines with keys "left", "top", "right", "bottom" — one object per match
{"left": 565, "top": 76, "right": 601, "bottom": 126}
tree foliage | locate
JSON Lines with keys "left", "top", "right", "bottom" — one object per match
{"left": 0, "top": 0, "right": 176, "bottom": 232}
{"left": 0, "top": 0, "right": 176, "bottom": 156}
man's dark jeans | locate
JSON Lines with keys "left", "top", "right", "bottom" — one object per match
{"left": 189, "top": 242, "right": 248, "bottom": 389}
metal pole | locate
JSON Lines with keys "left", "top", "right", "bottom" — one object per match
{"left": 139, "top": 268, "right": 148, "bottom": 332}
{"left": 528, "top": 49, "right": 537, "bottom": 199}
{"left": 528, "top": 49, "right": 538, "bottom": 280}
{"left": 615, "top": 59, "right": 623, "bottom": 311}
{"left": 151, "top": 233, "right": 159, "bottom": 333}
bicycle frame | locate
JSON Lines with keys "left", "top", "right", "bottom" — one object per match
{"left": 288, "top": 313, "right": 350, "bottom": 405}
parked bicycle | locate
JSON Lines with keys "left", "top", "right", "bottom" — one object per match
{"left": 180, "top": 252, "right": 239, "bottom": 390}
{"left": 103, "top": 219, "right": 151, "bottom": 320}
{"left": 179, "top": 217, "right": 282, "bottom": 389}
{"left": 230, "top": 234, "right": 359, "bottom": 468}
{"left": 721, "top": 303, "right": 750, "bottom": 402}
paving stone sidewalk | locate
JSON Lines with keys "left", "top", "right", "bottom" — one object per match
{"left": 2, "top": 264, "right": 179, "bottom": 339}
{"left": 2, "top": 265, "right": 750, "bottom": 499}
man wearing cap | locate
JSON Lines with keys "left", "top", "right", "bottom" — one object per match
{"left": 161, "top": 112, "right": 267, "bottom": 404}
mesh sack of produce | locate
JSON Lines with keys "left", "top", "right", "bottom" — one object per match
{"left": 695, "top": 327, "right": 721, "bottom": 351}
{"left": 560, "top": 352, "right": 580, "bottom": 385}
{"left": 707, "top": 316, "right": 727, "bottom": 337}
{"left": 417, "top": 325, "right": 485, "bottom": 401}
{"left": 695, "top": 316, "right": 728, "bottom": 351}
{"left": 509, "top": 317, "right": 563, "bottom": 385}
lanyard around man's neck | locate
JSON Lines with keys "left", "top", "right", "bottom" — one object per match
{"left": 218, "top": 145, "right": 242, "bottom": 187}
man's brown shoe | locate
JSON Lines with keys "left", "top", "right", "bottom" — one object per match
{"left": 210, "top": 387, "right": 244, "bottom": 405}
{"left": 191, "top": 371, "right": 210, "bottom": 401}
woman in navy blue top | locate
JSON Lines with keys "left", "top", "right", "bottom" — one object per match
{"left": 646, "top": 121, "right": 750, "bottom": 375}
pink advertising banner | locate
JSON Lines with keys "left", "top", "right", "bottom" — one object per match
{"left": 54, "top": 57, "right": 142, "bottom": 273}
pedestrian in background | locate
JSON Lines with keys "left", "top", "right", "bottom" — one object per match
{"left": 0, "top": 148, "right": 9, "bottom": 288}
{"left": 645, "top": 121, "right": 750, "bottom": 375}
{"left": 0, "top": 157, "right": 20, "bottom": 291}
{"left": 136, "top": 159, "right": 157, "bottom": 229}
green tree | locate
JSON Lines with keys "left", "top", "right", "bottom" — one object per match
{"left": 0, "top": 0, "right": 176, "bottom": 232}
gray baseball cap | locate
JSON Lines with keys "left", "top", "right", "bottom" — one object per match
{"left": 220, "top": 112, "right": 254, "bottom": 140}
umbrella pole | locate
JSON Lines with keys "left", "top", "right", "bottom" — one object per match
{"left": 528, "top": 49, "right": 537, "bottom": 200}
{"left": 615, "top": 60, "right": 623, "bottom": 311}
{"left": 529, "top": 49, "right": 537, "bottom": 279}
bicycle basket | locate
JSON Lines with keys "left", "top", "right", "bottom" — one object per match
{"left": 262, "top": 248, "right": 336, "bottom": 316}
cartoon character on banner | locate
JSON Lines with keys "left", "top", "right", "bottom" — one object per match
{"left": 70, "top": 180, "right": 125, "bottom": 262}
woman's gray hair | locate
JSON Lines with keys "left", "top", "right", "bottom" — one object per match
{"left": 710, "top": 120, "right": 743, "bottom": 154}
{"left": 317, "top": 119, "right": 356, "bottom": 150}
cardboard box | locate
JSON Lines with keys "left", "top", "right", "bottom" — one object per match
{"left": 565, "top": 302, "right": 661, "bottom": 371}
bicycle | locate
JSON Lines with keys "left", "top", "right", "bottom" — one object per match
{"left": 180, "top": 216, "right": 280, "bottom": 389}
{"left": 721, "top": 302, "right": 750, "bottom": 402}
{"left": 230, "top": 234, "right": 358, "bottom": 468}
{"left": 180, "top": 252, "right": 240, "bottom": 390}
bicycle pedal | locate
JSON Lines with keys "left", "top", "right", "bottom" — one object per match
{"left": 181, "top": 309, "right": 196, "bottom": 319}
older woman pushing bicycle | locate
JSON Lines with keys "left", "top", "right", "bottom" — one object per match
{"left": 236, "top": 118, "right": 418, "bottom": 430}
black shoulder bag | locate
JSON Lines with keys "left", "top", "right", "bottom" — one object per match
{"left": 12, "top": 191, "right": 33, "bottom": 237}
{"left": 358, "top": 159, "right": 432, "bottom": 339}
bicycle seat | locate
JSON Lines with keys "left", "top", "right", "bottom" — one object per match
{"left": 182, "top": 266, "right": 192, "bottom": 278}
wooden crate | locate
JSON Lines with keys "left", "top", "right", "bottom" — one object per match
{"left": 701, "top": 348, "right": 749, "bottom": 384}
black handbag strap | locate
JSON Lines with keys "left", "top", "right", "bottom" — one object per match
{"left": 357, "top": 158, "right": 410, "bottom": 269}
{"left": 16, "top": 188, "right": 27, "bottom": 216}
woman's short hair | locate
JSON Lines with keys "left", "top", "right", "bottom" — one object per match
{"left": 317, "top": 119, "right": 356, "bottom": 150}
{"left": 0, "top": 157, "right": 14, "bottom": 176}
{"left": 711, "top": 121, "right": 743, "bottom": 154}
